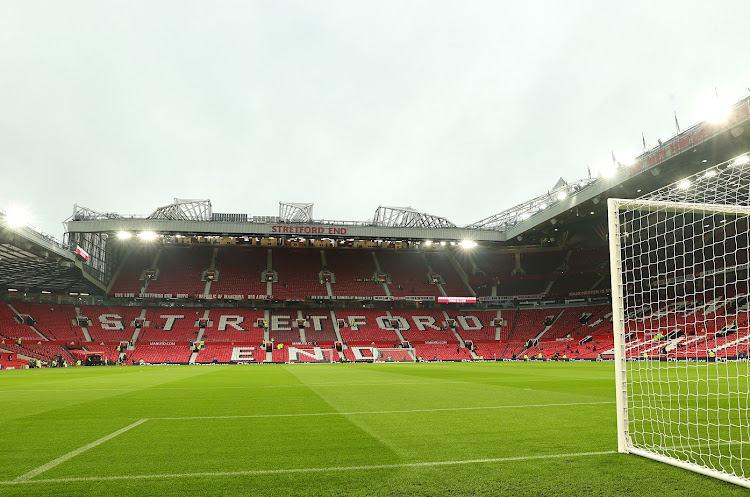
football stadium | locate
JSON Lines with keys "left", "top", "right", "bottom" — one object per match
{"left": 2, "top": 93, "right": 750, "bottom": 496}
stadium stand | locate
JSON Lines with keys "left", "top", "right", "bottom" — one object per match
{"left": 267, "top": 310, "right": 303, "bottom": 343}
{"left": 210, "top": 247, "right": 268, "bottom": 297}
{"left": 336, "top": 309, "right": 402, "bottom": 345}
{"left": 108, "top": 247, "right": 157, "bottom": 296}
{"left": 201, "top": 308, "right": 265, "bottom": 343}
{"left": 377, "top": 251, "right": 442, "bottom": 297}
{"left": 11, "top": 302, "right": 84, "bottom": 341}
{"left": 271, "top": 248, "right": 326, "bottom": 299}
{"left": 132, "top": 344, "right": 193, "bottom": 364}
{"left": 0, "top": 303, "right": 44, "bottom": 341}
{"left": 145, "top": 246, "right": 212, "bottom": 296}
{"left": 423, "top": 252, "right": 471, "bottom": 297}
{"left": 298, "top": 310, "right": 338, "bottom": 343}
{"left": 450, "top": 310, "right": 498, "bottom": 341}
{"left": 140, "top": 307, "right": 203, "bottom": 342}
{"left": 80, "top": 305, "right": 142, "bottom": 342}
{"left": 325, "top": 249, "right": 385, "bottom": 297}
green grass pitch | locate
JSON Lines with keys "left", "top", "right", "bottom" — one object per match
{"left": 0, "top": 362, "right": 747, "bottom": 496}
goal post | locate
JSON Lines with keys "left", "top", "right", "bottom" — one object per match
{"left": 608, "top": 153, "right": 750, "bottom": 488}
{"left": 373, "top": 347, "right": 416, "bottom": 363}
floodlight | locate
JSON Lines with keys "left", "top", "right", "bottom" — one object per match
{"left": 117, "top": 231, "right": 132, "bottom": 239}
{"left": 703, "top": 170, "right": 717, "bottom": 178}
{"left": 696, "top": 89, "right": 732, "bottom": 124}
{"left": 439, "top": 241, "right": 446, "bottom": 246}
{"left": 424, "top": 240, "right": 433, "bottom": 246}
{"left": 459, "top": 240, "right": 477, "bottom": 249}
{"left": 597, "top": 162, "right": 617, "bottom": 178}
{"left": 539, "top": 203, "right": 547, "bottom": 209}
{"left": 732, "top": 156, "right": 749, "bottom": 166}
{"left": 556, "top": 191, "right": 568, "bottom": 201}
{"left": 6, "top": 207, "right": 31, "bottom": 227}
{"left": 677, "top": 180, "right": 691, "bottom": 189}
{"left": 520, "top": 212, "right": 531, "bottom": 220}
{"left": 138, "top": 231, "right": 158, "bottom": 240}
{"left": 42, "top": 290, "right": 51, "bottom": 294}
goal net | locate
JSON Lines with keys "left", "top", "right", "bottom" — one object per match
{"left": 373, "top": 348, "right": 416, "bottom": 363}
{"left": 608, "top": 153, "right": 750, "bottom": 488}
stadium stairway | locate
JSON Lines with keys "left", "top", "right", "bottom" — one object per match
{"left": 370, "top": 252, "right": 391, "bottom": 296}
{"left": 139, "top": 248, "right": 163, "bottom": 294}
{"left": 385, "top": 311, "right": 407, "bottom": 343}
{"left": 74, "top": 306, "right": 93, "bottom": 341}
{"left": 532, "top": 308, "right": 566, "bottom": 342}
{"left": 442, "top": 311, "right": 466, "bottom": 347}
{"left": 329, "top": 309, "right": 344, "bottom": 343}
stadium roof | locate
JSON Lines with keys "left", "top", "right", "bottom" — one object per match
{"left": 0, "top": 209, "right": 101, "bottom": 295}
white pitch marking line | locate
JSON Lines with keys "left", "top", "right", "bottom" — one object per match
{"left": 0, "top": 376, "right": 600, "bottom": 393}
{"left": 0, "top": 450, "right": 618, "bottom": 485}
{"left": 13, "top": 419, "right": 149, "bottom": 482}
{"left": 152, "top": 401, "right": 615, "bottom": 420}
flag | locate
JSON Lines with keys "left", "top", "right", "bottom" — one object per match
{"left": 587, "top": 165, "right": 591, "bottom": 179}
{"left": 674, "top": 111, "right": 681, "bottom": 133}
{"left": 611, "top": 150, "right": 617, "bottom": 165}
{"left": 715, "top": 86, "right": 720, "bottom": 99}
{"left": 642, "top": 132, "right": 646, "bottom": 151}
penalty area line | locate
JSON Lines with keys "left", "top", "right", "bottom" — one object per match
{"left": 13, "top": 419, "right": 149, "bottom": 482}
{"left": 0, "top": 450, "right": 618, "bottom": 485}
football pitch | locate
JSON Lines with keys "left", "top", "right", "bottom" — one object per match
{"left": 0, "top": 362, "right": 747, "bottom": 496}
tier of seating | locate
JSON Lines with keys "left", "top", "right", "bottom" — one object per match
{"left": 107, "top": 246, "right": 616, "bottom": 299}
{"left": 337, "top": 309, "right": 402, "bottom": 344}
{"left": 450, "top": 310, "right": 498, "bottom": 341}
{"left": 495, "top": 277, "right": 551, "bottom": 296}
{"left": 521, "top": 251, "right": 565, "bottom": 275}
{"left": 413, "top": 343, "right": 471, "bottom": 361}
{"left": 140, "top": 308, "right": 204, "bottom": 342}
{"left": 210, "top": 248, "right": 268, "bottom": 297}
{"left": 201, "top": 309, "right": 265, "bottom": 343}
{"left": 196, "top": 344, "right": 263, "bottom": 363}
{"left": 146, "top": 247, "right": 212, "bottom": 296}
{"left": 0, "top": 304, "right": 43, "bottom": 341}
{"left": 394, "top": 309, "right": 455, "bottom": 342}
{"left": 299, "top": 310, "right": 338, "bottom": 342}
{"left": 80, "top": 305, "right": 142, "bottom": 342}
{"left": 130, "top": 344, "right": 192, "bottom": 364}
{"left": 325, "top": 249, "right": 385, "bottom": 297}
{"left": 108, "top": 247, "right": 156, "bottom": 296}
{"left": 467, "top": 251, "right": 515, "bottom": 278}
{"left": 267, "top": 311, "right": 303, "bottom": 343}
{"left": 423, "top": 252, "right": 470, "bottom": 297}
{"left": 12, "top": 303, "right": 84, "bottom": 341}
{"left": 377, "top": 252, "right": 441, "bottom": 297}
{"left": 271, "top": 249, "right": 326, "bottom": 299}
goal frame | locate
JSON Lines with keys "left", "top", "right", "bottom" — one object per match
{"left": 608, "top": 197, "right": 750, "bottom": 489}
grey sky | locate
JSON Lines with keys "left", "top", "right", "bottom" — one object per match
{"left": 1, "top": 1, "right": 749, "bottom": 238}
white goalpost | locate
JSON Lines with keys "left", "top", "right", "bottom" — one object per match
{"left": 608, "top": 153, "right": 750, "bottom": 488}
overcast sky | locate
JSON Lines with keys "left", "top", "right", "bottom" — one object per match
{"left": 2, "top": 1, "right": 750, "bottom": 238}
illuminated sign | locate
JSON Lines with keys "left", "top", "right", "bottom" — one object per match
{"left": 437, "top": 297, "right": 477, "bottom": 304}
